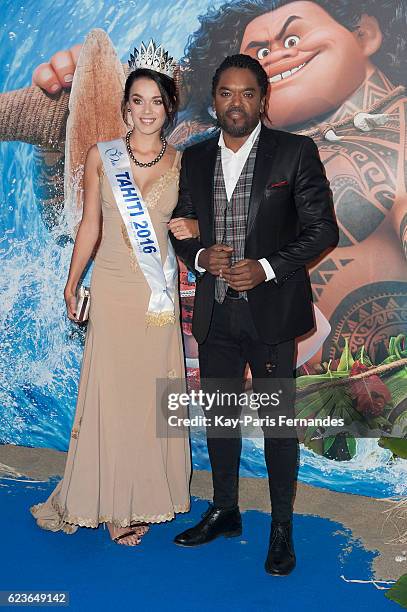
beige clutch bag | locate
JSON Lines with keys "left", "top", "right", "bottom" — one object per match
{"left": 76, "top": 286, "right": 91, "bottom": 322}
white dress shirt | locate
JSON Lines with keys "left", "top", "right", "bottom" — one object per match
{"left": 194, "top": 122, "right": 275, "bottom": 281}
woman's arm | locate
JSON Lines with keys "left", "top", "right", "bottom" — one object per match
{"left": 64, "top": 145, "right": 102, "bottom": 320}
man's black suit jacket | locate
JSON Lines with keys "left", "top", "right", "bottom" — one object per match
{"left": 170, "top": 124, "right": 339, "bottom": 345}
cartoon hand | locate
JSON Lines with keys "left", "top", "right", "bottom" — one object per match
{"left": 32, "top": 44, "right": 82, "bottom": 93}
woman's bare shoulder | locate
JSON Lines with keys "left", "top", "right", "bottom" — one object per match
{"left": 86, "top": 143, "right": 101, "bottom": 160}
{"left": 85, "top": 144, "right": 103, "bottom": 174}
{"left": 166, "top": 144, "right": 182, "bottom": 169}
{"left": 166, "top": 144, "right": 177, "bottom": 158}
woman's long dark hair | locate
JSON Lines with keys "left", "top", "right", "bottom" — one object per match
{"left": 121, "top": 68, "right": 179, "bottom": 129}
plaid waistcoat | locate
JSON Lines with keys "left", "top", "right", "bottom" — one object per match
{"left": 213, "top": 136, "right": 259, "bottom": 303}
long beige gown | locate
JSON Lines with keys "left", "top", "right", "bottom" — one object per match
{"left": 31, "top": 149, "right": 191, "bottom": 533}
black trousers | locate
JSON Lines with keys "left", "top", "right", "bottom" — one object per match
{"left": 198, "top": 296, "right": 299, "bottom": 522}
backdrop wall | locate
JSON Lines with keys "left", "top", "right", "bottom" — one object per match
{"left": 0, "top": 0, "right": 406, "bottom": 498}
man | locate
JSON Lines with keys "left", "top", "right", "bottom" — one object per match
{"left": 169, "top": 53, "right": 339, "bottom": 575}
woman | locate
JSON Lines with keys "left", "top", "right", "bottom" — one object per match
{"left": 30, "top": 41, "right": 198, "bottom": 546}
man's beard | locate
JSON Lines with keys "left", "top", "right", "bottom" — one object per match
{"left": 217, "top": 107, "right": 259, "bottom": 137}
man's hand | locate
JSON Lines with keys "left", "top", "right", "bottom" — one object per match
{"left": 221, "top": 259, "right": 266, "bottom": 290}
{"left": 198, "top": 245, "right": 233, "bottom": 275}
{"left": 32, "top": 44, "right": 82, "bottom": 93}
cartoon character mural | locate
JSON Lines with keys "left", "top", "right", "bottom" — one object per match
{"left": 177, "top": 0, "right": 407, "bottom": 370}
{"left": 0, "top": 0, "right": 406, "bottom": 463}
{"left": 3, "top": 0, "right": 404, "bottom": 365}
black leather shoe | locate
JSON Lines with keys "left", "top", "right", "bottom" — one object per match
{"left": 174, "top": 504, "right": 242, "bottom": 547}
{"left": 265, "top": 520, "right": 296, "bottom": 576}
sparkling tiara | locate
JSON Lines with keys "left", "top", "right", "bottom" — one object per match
{"left": 128, "top": 40, "right": 176, "bottom": 79}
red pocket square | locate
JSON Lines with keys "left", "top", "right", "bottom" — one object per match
{"left": 269, "top": 180, "right": 289, "bottom": 188}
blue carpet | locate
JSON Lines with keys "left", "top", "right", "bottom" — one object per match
{"left": 0, "top": 478, "right": 398, "bottom": 611}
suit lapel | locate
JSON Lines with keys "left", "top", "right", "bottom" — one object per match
{"left": 246, "top": 126, "right": 277, "bottom": 237}
{"left": 195, "top": 136, "right": 218, "bottom": 242}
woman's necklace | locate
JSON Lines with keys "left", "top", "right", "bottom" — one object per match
{"left": 125, "top": 129, "right": 167, "bottom": 168}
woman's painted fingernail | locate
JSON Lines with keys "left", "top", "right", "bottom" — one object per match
{"left": 64, "top": 74, "right": 73, "bottom": 83}
{"left": 50, "top": 84, "right": 60, "bottom": 93}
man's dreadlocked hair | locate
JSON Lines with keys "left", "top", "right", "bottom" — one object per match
{"left": 181, "top": 0, "right": 407, "bottom": 123}
{"left": 211, "top": 53, "right": 269, "bottom": 97}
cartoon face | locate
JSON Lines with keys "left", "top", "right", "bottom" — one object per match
{"left": 240, "top": 1, "right": 371, "bottom": 127}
